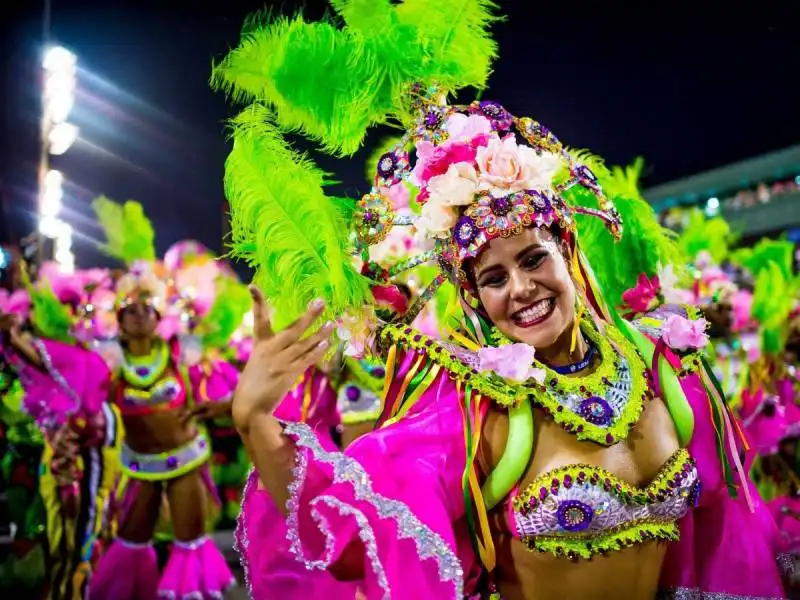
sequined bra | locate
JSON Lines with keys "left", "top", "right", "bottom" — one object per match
{"left": 508, "top": 448, "right": 700, "bottom": 560}
{"left": 117, "top": 375, "right": 186, "bottom": 417}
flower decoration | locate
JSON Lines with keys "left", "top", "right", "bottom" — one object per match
{"left": 622, "top": 274, "right": 662, "bottom": 316}
{"left": 662, "top": 314, "right": 710, "bottom": 352}
{"left": 477, "top": 343, "right": 545, "bottom": 384}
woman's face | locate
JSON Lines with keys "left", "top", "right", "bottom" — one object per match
{"left": 473, "top": 227, "right": 576, "bottom": 353}
{"left": 120, "top": 300, "right": 158, "bottom": 338}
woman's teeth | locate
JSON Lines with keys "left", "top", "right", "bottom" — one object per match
{"left": 515, "top": 298, "right": 554, "bottom": 323}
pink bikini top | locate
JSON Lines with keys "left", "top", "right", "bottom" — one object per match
{"left": 505, "top": 448, "right": 699, "bottom": 560}
{"left": 114, "top": 340, "right": 188, "bottom": 417}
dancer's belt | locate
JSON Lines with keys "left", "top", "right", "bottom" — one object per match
{"left": 120, "top": 432, "right": 210, "bottom": 481}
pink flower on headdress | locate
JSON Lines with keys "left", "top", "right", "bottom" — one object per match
{"left": 662, "top": 314, "right": 710, "bottom": 352}
{"left": 477, "top": 343, "right": 545, "bottom": 384}
{"left": 622, "top": 274, "right": 661, "bottom": 315}
{"left": 475, "top": 134, "right": 561, "bottom": 193}
{"left": 412, "top": 137, "right": 489, "bottom": 188}
{"left": 445, "top": 113, "right": 493, "bottom": 141}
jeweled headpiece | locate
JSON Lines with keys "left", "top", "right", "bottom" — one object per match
{"left": 352, "top": 84, "right": 623, "bottom": 322}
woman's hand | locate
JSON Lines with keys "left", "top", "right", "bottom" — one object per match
{"left": 232, "top": 286, "right": 332, "bottom": 432}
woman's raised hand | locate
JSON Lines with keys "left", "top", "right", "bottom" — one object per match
{"left": 231, "top": 286, "right": 332, "bottom": 432}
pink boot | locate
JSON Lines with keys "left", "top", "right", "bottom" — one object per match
{"left": 88, "top": 539, "right": 159, "bottom": 600}
{"left": 158, "top": 535, "right": 236, "bottom": 599}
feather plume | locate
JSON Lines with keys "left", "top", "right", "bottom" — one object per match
{"left": 224, "top": 104, "right": 372, "bottom": 330}
{"left": 211, "top": 1, "right": 500, "bottom": 155}
{"left": 92, "top": 196, "right": 156, "bottom": 265}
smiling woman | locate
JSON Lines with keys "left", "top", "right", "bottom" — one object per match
{"left": 471, "top": 228, "right": 582, "bottom": 364}
{"left": 214, "top": 2, "right": 790, "bottom": 599}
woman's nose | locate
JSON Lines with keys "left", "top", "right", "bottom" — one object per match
{"left": 508, "top": 269, "right": 535, "bottom": 301}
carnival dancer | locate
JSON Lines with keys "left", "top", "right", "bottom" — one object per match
{"left": 213, "top": 3, "right": 788, "bottom": 598}
{"left": 0, "top": 266, "right": 122, "bottom": 600}
{"left": 87, "top": 198, "right": 235, "bottom": 600}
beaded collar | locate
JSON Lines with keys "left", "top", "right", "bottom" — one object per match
{"left": 121, "top": 341, "right": 170, "bottom": 389}
{"left": 526, "top": 322, "right": 651, "bottom": 446}
{"left": 378, "top": 320, "right": 651, "bottom": 442}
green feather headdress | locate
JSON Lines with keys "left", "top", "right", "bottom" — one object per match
{"left": 214, "top": 0, "right": 501, "bottom": 328}
{"left": 92, "top": 196, "right": 157, "bottom": 266}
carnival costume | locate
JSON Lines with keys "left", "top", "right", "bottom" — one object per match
{"left": 214, "top": 2, "right": 788, "bottom": 598}
{"left": 0, "top": 265, "right": 122, "bottom": 600}
{"left": 0, "top": 288, "right": 47, "bottom": 593}
{"left": 87, "top": 198, "right": 235, "bottom": 600}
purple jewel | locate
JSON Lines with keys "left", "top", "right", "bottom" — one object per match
{"left": 424, "top": 110, "right": 442, "bottom": 128}
{"left": 555, "top": 500, "right": 594, "bottom": 532}
{"left": 453, "top": 215, "right": 477, "bottom": 248}
{"left": 377, "top": 152, "right": 397, "bottom": 178}
{"left": 479, "top": 100, "right": 506, "bottom": 119}
{"left": 689, "top": 480, "right": 702, "bottom": 507}
{"left": 345, "top": 385, "right": 361, "bottom": 402}
{"left": 490, "top": 196, "right": 513, "bottom": 216}
{"left": 373, "top": 367, "right": 386, "bottom": 378}
{"left": 539, "top": 487, "right": 548, "bottom": 501}
{"left": 363, "top": 211, "right": 379, "bottom": 226}
{"left": 135, "top": 367, "right": 150, "bottom": 377}
{"left": 198, "top": 439, "right": 207, "bottom": 449}
{"left": 129, "top": 461, "right": 140, "bottom": 472}
{"left": 578, "top": 396, "right": 613, "bottom": 426}
{"left": 166, "top": 456, "right": 178, "bottom": 469}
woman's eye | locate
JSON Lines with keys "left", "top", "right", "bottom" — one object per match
{"left": 479, "top": 275, "right": 506, "bottom": 289}
{"left": 522, "top": 253, "right": 546, "bottom": 270}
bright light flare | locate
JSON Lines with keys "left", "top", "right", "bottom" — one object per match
{"left": 43, "top": 46, "right": 76, "bottom": 72}
{"left": 49, "top": 122, "right": 79, "bottom": 155}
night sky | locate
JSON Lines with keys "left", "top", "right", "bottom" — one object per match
{"left": 2, "top": 1, "right": 799, "bottom": 269}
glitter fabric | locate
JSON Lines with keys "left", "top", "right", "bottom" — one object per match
{"left": 512, "top": 449, "right": 699, "bottom": 559}
{"left": 282, "top": 420, "right": 464, "bottom": 599}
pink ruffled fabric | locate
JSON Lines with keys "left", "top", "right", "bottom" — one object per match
{"left": 88, "top": 539, "right": 159, "bottom": 600}
{"left": 659, "top": 373, "right": 788, "bottom": 597}
{"left": 158, "top": 536, "right": 236, "bottom": 599}
{"left": 3, "top": 337, "right": 111, "bottom": 430}
{"left": 239, "top": 346, "right": 787, "bottom": 599}
{"left": 769, "top": 496, "right": 800, "bottom": 554}
{"left": 273, "top": 367, "right": 342, "bottom": 449}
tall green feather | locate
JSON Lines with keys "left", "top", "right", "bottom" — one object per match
{"left": 224, "top": 104, "right": 371, "bottom": 330}
{"left": 92, "top": 196, "right": 157, "bottom": 265}
{"left": 211, "top": 0, "right": 499, "bottom": 155}
{"left": 559, "top": 153, "right": 684, "bottom": 309}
